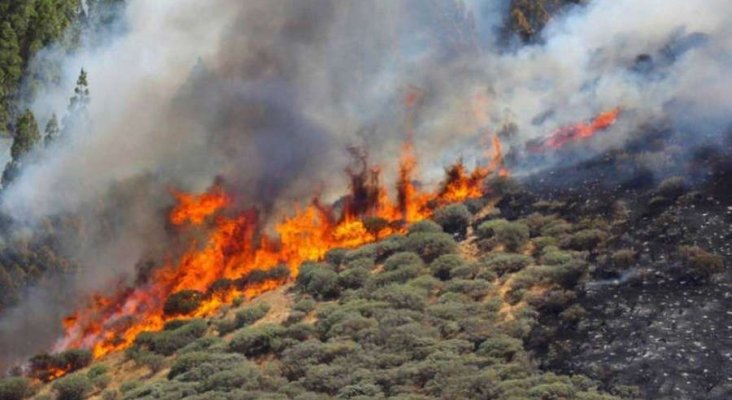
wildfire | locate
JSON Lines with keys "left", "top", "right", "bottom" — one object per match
{"left": 529, "top": 108, "right": 621, "bottom": 152}
{"left": 169, "top": 186, "right": 230, "bottom": 225}
{"left": 49, "top": 133, "right": 508, "bottom": 379}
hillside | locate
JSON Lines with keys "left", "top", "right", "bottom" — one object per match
{"left": 0, "top": 1, "right": 730, "bottom": 400}
{"left": 2, "top": 164, "right": 728, "bottom": 399}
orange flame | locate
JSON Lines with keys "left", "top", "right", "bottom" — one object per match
{"left": 532, "top": 108, "right": 621, "bottom": 152}
{"left": 169, "top": 186, "right": 230, "bottom": 225}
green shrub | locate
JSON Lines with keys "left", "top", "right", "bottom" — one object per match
{"left": 407, "top": 220, "right": 443, "bottom": 234}
{"left": 405, "top": 232, "right": 457, "bottom": 262}
{"left": 237, "top": 303, "right": 270, "bottom": 325}
{"left": 374, "top": 235, "right": 408, "bottom": 261}
{"left": 296, "top": 263, "right": 340, "bottom": 300}
{"left": 497, "top": 223, "right": 530, "bottom": 252}
{"left": 345, "top": 257, "right": 375, "bottom": 271}
{"left": 0, "top": 377, "right": 32, "bottom": 400}
{"left": 563, "top": 229, "right": 608, "bottom": 251}
{"left": 408, "top": 275, "right": 443, "bottom": 292}
{"left": 168, "top": 351, "right": 248, "bottom": 380}
{"left": 372, "top": 263, "right": 421, "bottom": 287}
{"left": 138, "top": 352, "right": 165, "bottom": 374}
{"left": 245, "top": 264, "right": 291, "bottom": 285}
{"left": 432, "top": 204, "right": 472, "bottom": 236}
{"left": 477, "top": 219, "right": 529, "bottom": 251}
{"left": 284, "top": 322, "right": 316, "bottom": 342}
{"left": 229, "top": 324, "right": 286, "bottom": 356}
{"left": 87, "top": 364, "right": 109, "bottom": 379}
{"left": 337, "top": 382, "right": 384, "bottom": 399}
{"left": 533, "top": 236, "right": 558, "bottom": 251}
{"left": 372, "top": 284, "right": 427, "bottom": 311}
{"left": 101, "top": 389, "right": 120, "bottom": 400}
{"left": 199, "top": 364, "right": 261, "bottom": 392}
{"left": 383, "top": 252, "right": 423, "bottom": 272}
{"left": 52, "top": 374, "right": 91, "bottom": 400}
{"left": 476, "top": 334, "right": 525, "bottom": 362}
{"left": 450, "top": 263, "right": 477, "bottom": 279}
{"left": 463, "top": 198, "right": 489, "bottom": 214}
{"left": 120, "top": 380, "right": 197, "bottom": 399}
{"left": 338, "top": 266, "right": 371, "bottom": 290}
{"left": 429, "top": 254, "right": 465, "bottom": 280}
{"left": 119, "top": 381, "right": 140, "bottom": 394}
{"left": 57, "top": 349, "right": 93, "bottom": 372}
{"left": 482, "top": 253, "right": 532, "bottom": 275}
{"left": 344, "top": 244, "right": 379, "bottom": 262}
{"left": 179, "top": 336, "right": 224, "bottom": 353}
{"left": 444, "top": 279, "right": 491, "bottom": 300}
{"left": 325, "top": 248, "right": 348, "bottom": 266}
{"left": 91, "top": 373, "right": 111, "bottom": 390}
{"left": 477, "top": 218, "right": 508, "bottom": 239}
{"left": 163, "top": 290, "right": 204, "bottom": 316}
{"left": 293, "top": 298, "right": 317, "bottom": 313}
{"left": 540, "top": 220, "right": 573, "bottom": 237}
{"left": 133, "top": 318, "right": 207, "bottom": 355}
{"left": 540, "top": 247, "right": 577, "bottom": 266}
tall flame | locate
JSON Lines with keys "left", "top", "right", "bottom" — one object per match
{"left": 529, "top": 108, "right": 621, "bottom": 152}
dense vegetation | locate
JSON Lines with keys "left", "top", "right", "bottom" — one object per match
{"left": 0, "top": 0, "right": 121, "bottom": 311}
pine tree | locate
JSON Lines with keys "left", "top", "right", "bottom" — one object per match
{"left": 43, "top": 113, "right": 60, "bottom": 146}
{"left": 68, "top": 68, "right": 90, "bottom": 114}
{"left": 61, "top": 68, "right": 90, "bottom": 135}
{"left": 10, "top": 109, "right": 40, "bottom": 161}
{"left": 0, "top": 21, "right": 23, "bottom": 132}
{"left": 2, "top": 109, "right": 39, "bottom": 187}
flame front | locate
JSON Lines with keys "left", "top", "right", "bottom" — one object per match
{"left": 530, "top": 108, "right": 621, "bottom": 152}
{"left": 54, "top": 136, "right": 509, "bottom": 365}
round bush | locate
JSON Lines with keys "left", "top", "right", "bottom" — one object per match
{"left": 432, "top": 204, "right": 472, "bottom": 236}
{"left": 383, "top": 252, "right": 423, "bottom": 272}
{"left": 229, "top": 324, "right": 286, "bottom": 356}
{"left": 163, "top": 290, "right": 204, "bottom": 316}
{"left": 53, "top": 374, "right": 92, "bottom": 400}
{"left": 0, "top": 377, "right": 32, "bottom": 400}
{"left": 407, "top": 220, "right": 443, "bottom": 234}
{"left": 477, "top": 219, "right": 529, "bottom": 251}
{"left": 338, "top": 267, "right": 371, "bottom": 290}
{"left": 482, "top": 253, "right": 532, "bottom": 275}
{"left": 429, "top": 254, "right": 465, "bottom": 280}
{"left": 296, "top": 263, "right": 340, "bottom": 300}
{"left": 405, "top": 232, "right": 458, "bottom": 263}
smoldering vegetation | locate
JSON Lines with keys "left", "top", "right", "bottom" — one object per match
{"left": 0, "top": 0, "right": 731, "bottom": 370}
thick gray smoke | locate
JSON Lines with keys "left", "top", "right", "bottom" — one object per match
{"left": 1, "top": 0, "right": 731, "bottom": 368}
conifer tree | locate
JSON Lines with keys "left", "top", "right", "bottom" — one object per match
{"left": 43, "top": 113, "right": 60, "bottom": 146}
{"left": 0, "top": 21, "right": 23, "bottom": 132}
{"left": 69, "top": 68, "right": 90, "bottom": 115}
{"left": 3, "top": 109, "right": 40, "bottom": 187}
{"left": 10, "top": 109, "right": 40, "bottom": 161}
{"left": 61, "top": 68, "right": 90, "bottom": 135}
